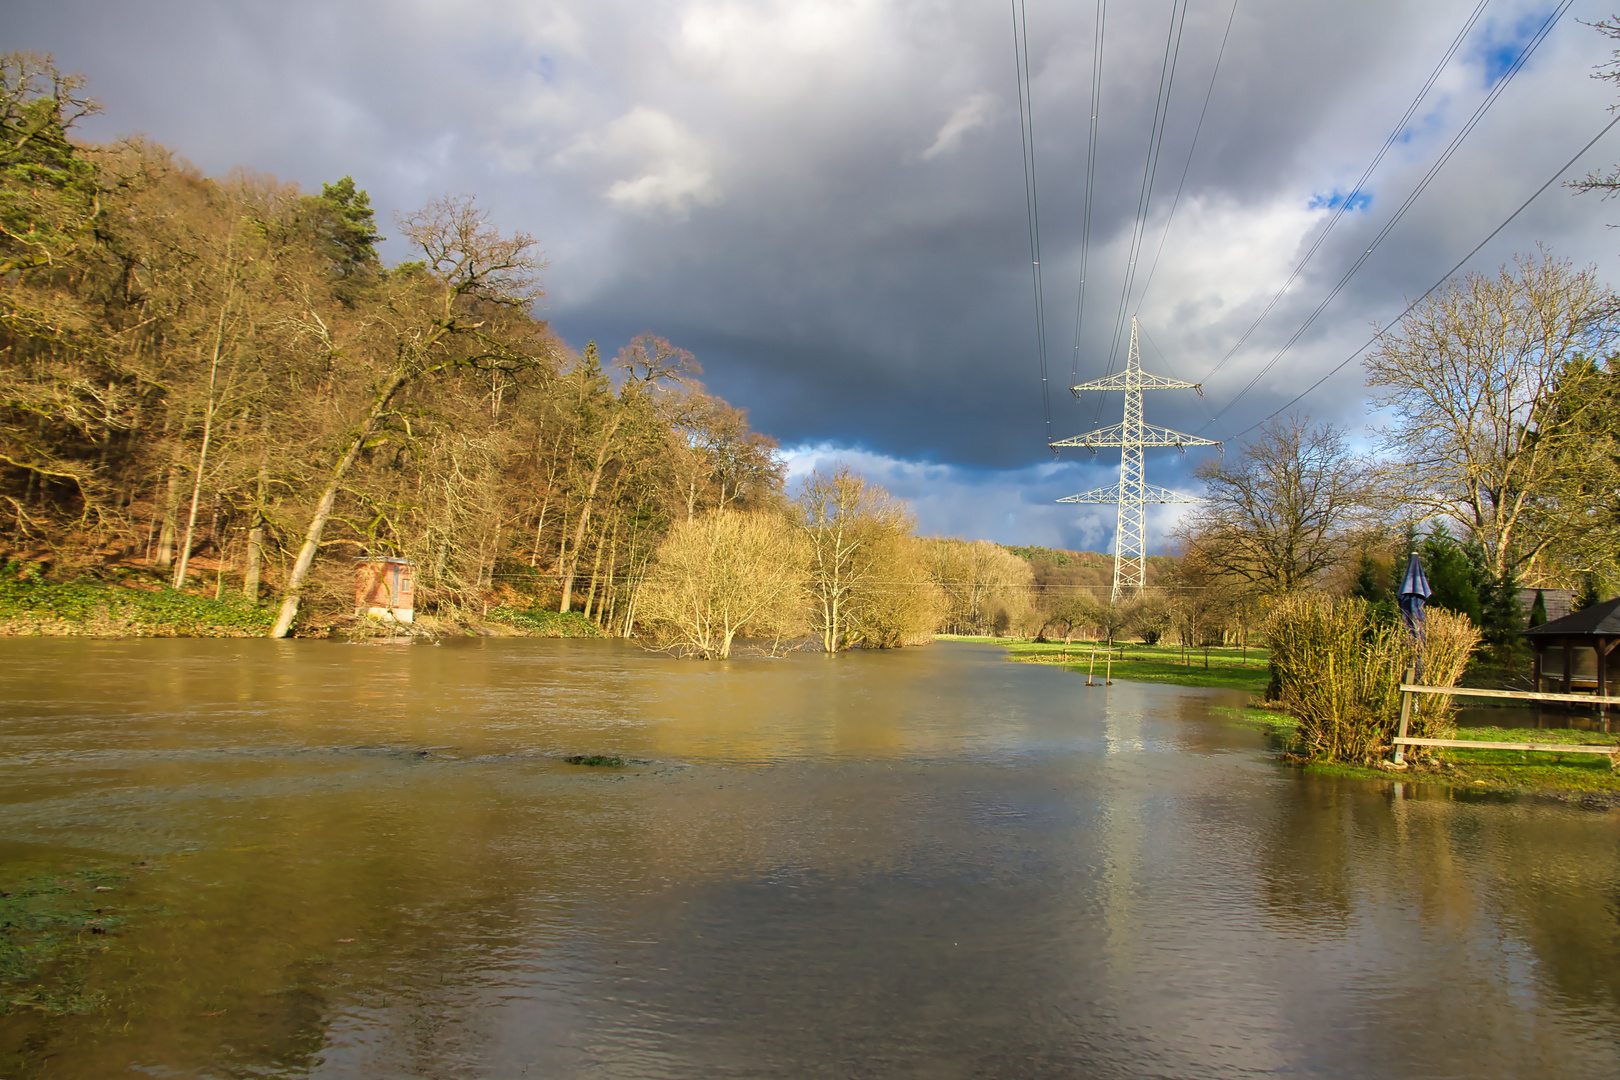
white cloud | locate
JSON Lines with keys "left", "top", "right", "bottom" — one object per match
{"left": 781, "top": 442, "right": 1204, "bottom": 554}
{"left": 555, "top": 106, "right": 718, "bottom": 219}
{"left": 922, "top": 93, "right": 995, "bottom": 160}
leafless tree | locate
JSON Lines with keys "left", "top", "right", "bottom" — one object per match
{"left": 1179, "top": 416, "right": 1366, "bottom": 596}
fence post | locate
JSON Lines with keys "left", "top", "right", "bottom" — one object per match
{"left": 1393, "top": 666, "right": 1415, "bottom": 764}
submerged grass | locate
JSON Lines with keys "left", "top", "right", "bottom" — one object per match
{"left": 0, "top": 864, "right": 141, "bottom": 1016}
{"left": 992, "top": 639, "right": 1273, "bottom": 693}
{"left": 564, "top": 754, "right": 625, "bottom": 767}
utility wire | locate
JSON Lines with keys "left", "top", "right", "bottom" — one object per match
{"left": 1013, "top": 0, "right": 1053, "bottom": 442}
{"left": 1072, "top": 0, "right": 1108, "bottom": 382}
{"left": 1094, "top": 0, "right": 1191, "bottom": 426}
{"left": 1224, "top": 108, "right": 1620, "bottom": 442}
{"left": 1134, "top": 0, "right": 1242, "bottom": 316}
{"left": 1200, "top": 0, "right": 1493, "bottom": 388}
{"left": 1199, "top": 0, "right": 1573, "bottom": 433}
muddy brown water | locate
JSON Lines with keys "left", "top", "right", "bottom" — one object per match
{"left": 1, "top": 638, "right": 1617, "bottom": 1078}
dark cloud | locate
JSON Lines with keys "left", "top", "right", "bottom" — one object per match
{"left": 4, "top": 0, "right": 1616, "bottom": 547}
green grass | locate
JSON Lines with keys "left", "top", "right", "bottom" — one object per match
{"left": 486, "top": 606, "right": 603, "bottom": 637}
{"left": 1300, "top": 725, "right": 1620, "bottom": 795}
{"left": 995, "top": 639, "right": 1273, "bottom": 693}
{"left": 1210, "top": 704, "right": 1298, "bottom": 738}
{"left": 0, "top": 563, "right": 275, "bottom": 637}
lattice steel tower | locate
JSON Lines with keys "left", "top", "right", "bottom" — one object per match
{"left": 1050, "top": 318, "right": 1219, "bottom": 604}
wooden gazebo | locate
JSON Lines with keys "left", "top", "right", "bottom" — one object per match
{"left": 1523, "top": 596, "right": 1620, "bottom": 701}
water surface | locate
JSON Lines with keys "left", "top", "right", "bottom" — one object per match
{"left": 1, "top": 638, "right": 1617, "bottom": 1078}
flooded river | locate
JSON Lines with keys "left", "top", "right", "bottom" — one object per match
{"left": 2, "top": 638, "right": 1618, "bottom": 1078}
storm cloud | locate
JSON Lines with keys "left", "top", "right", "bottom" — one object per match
{"left": 5, "top": 0, "right": 1617, "bottom": 549}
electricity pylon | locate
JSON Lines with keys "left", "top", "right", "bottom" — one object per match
{"left": 1050, "top": 317, "right": 1219, "bottom": 604}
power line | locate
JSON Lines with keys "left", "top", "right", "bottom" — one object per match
{"left": 1199, "top": 0, "right": 1574, "bottom": 433}
{"left": 1012, "top": 0, "right": 1053, "bottom": 443}
{"left": 1093, "top": 0, "right": 1192, "bottom": 427}
{"left": 1134, "top": 0, "right": 1242, "bottom": 316}
{"left": 1224, "top": 108, "right": 1620, "bottom": 442}
{"left": 1198, "top": 0, "right": 1493, "bottom": 389}
{"left": 1072, "top": 0, "right": 1108, "bottom": 382}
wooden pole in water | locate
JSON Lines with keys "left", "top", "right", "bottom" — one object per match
{"left": 1392, "top": 666, "right": 1415, "bottom": 764}
{"left": 1086, "top": 647, "right": 1097, "bottom": 686}
{"left": 1105, "top": 645, "right": 1113, "bottom": 685}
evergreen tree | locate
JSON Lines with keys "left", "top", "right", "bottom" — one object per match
{"left": 1479, "top": 567, "right": 1523, "bottom": 660}
{"left": 302, "top": 175, "right": 382, "bottom": 300}
{"left": 1573, "top": 571, "right": 1601, "bottom": 611}
{"left": 1528, "top": 589, "right": 1548, "bottom": 627}
{"left": 1421, "top": 525, "right": 1483, "bottom": 624}
{"left": 1350, "top": 550, "right": 1384, "bottom": 602}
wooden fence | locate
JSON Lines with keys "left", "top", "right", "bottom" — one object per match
{"left": 1392, "top": 681, "right": 1620, "bottom": 766}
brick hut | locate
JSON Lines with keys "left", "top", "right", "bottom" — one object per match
{"left": 355, "top": 556, "right": 416, "bottom": 624}
{"left": 1523, "top": 596, "right": 1620, "bottom": 700}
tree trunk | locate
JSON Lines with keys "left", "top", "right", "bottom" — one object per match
{"left": 242, "top": 420, "right": 270, "bottom": 601}
{"left": 558, "top": 413, "right": 623, "bottom": 612}
{"left": 172, "top": 402, "right": 214, "bottom": 588}
{"left": 155, "top": 465, "right": 180, "bottom": 568}
{"left": 597, "top": 516, "right": 621, "bottom": 628}
{"left": 270, "top": 372, "right": 408, "bottom": 638}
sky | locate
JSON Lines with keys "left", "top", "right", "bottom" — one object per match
{"left": 6, "top": 0, "right": 1619, "bottom": 552}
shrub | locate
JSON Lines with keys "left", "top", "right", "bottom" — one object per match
{"left": 1266, "top": 595, "right": 1478, "bottom": 763}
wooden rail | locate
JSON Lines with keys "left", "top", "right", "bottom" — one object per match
{"left": 1393, "top": 736, "right": 1619, "bottom": 756}
{"left": 1391, "top": 674, "right": 1619, "bottom": 766}
{"left": 1399, "top": 684, "right": 1620, "bottom": 707}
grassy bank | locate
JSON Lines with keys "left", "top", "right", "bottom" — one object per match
{"left": 946, "top": 635, "right": 1272, "bottom": 693}
{"left": 1308, "top": 726, "right": 1620, "bottom": 798}
{"left": 0, "top": 565, "right": 275, "bottom": 637}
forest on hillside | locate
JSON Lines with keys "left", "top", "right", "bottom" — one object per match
{"left": 0, "top": 53, "right": 1050, "bottom": 648}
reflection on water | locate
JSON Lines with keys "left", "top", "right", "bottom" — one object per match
{"left": 1456, "top": 702, "right": 1614, "bottom": 733}
{"left": 1, "top": 639, "right": 1618, "bottom": 1078}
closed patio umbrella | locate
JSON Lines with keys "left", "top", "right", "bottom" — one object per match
{"left": 1396, "top": 551, "right": 1431, "bottom": 679}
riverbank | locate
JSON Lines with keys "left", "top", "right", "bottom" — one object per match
{"left": 962, "top": 636, "right": 1620, "bottom": 801}
{"left": 0, "top": 567, "right": 602, "bottom": 639}
{"left": 944, "top": 635, "right": 1273, "bottom": 693}
{"left": 1310, "top": 726, "right": 1620, "bottom": 801}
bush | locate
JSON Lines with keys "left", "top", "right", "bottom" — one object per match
{"left": 1266, "top": 595, "right": 1478, "bottom": 763}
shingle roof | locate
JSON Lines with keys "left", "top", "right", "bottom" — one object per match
{"left": 1522, "top": 596, "right": 1620, "bottom": 637}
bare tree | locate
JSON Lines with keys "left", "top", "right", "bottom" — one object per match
{"left": 1364, "top": 250, "right": 1617, "bottom": 579}
{"left": 1179, "top": 416, "right": 1366, "bottom": 595}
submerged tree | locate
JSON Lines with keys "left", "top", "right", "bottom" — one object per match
{"left": 635, "top": 509, "right": 807, "bottom": 659}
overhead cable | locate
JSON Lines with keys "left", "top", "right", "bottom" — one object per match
{"left": 1199, "top": 0, "right": 1574, "bottom": 433}
{"left": 1133, "top": 0, "right": 1242, "bottom": 315}
{"left": 1224, "top": 108, "right": 1620, "bottom": 442}
{"left": 1071, "top": 0, "right": 1108, "bottom": 382}
{"left": 1198, "top": 0, "right": 1493, "bottom": 388}
{"left": 1012, "top": 0, "right": 1054, "bottom": 442}
{"left": 1094, "top": 0, "right": 1191, "bottom": 426}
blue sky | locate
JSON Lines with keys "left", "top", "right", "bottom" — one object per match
{"left": 4, "top": 0, "right": 1618, "bottom": 553}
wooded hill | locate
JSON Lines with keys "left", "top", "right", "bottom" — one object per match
{"left": 0, "top": 53, "right": 785, "bottom": 635}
